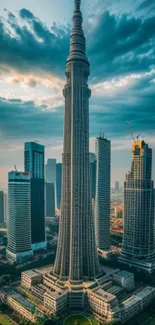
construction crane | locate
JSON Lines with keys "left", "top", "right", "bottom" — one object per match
{"left": 126, "top": 121, "right": 136, "bottom": 143}
{"left": 126, "top": 122, "right": 140, "bottom": 143}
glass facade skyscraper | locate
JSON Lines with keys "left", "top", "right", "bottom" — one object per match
{"left": 24, "top": 142, "right": 46, "bottom": 251}
{"left": 95, "top": 135, "right": 111, "bottom": 251}
{"left": 45, "top": 182, "right": 55, "bottom": 217}
{"left": 56, "top": 163, "right": 62, "bottom": 210}
{"left": 46, "top": 159, "right": 57, "bottom": 208}
{"left": 0, "top": 191, "right": 4, "bottom": 224}
{"left": 6, "top": 171, "right": 33, "bottom": 263}
{"left": 120, "top": 141, "right": 155, "bottom": 272}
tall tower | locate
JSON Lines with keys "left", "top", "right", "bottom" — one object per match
{"left": 95, "top": 135, "right": 111, "bottom": 251}
{"left": 6, "top": 171, "right": 33, "bottom": 263}
{"left": 54, "top": 0, "right": 100, "bottom": 281}
{"left": 120, "top": 140, "right": 155, "bottom": 272}
{"left": 24, "top": 142, "right": 46, "bottom": 251}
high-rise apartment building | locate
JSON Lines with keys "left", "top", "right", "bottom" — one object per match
{"left": 46, "top": 159, "right": 57, "bottom": 208}
{"left": 0, "top": 191, "right": 4, "bottom": 223}
{"left": 56, "top": 163, "right": 62, "bottom": 210}
{"left": 54, "top": 0, "right": 100, "bottom": 280}
{"left": 6, "top": 171, "right": 33, "bottom": 263}
{"left": 95, "top": 135, "right": 111, "bottom": 251}
{"left": 45, "top": 183, "right": 55, "bottom": 217}
{"left": 24, "top": 142, "right": 46, "bottom": 251}
{"left": 120, "top": 140, "right": 155, "bottom": 273}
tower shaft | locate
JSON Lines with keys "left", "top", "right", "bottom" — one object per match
{"left": 54, "top": 0, "right": 100, "bottom": 281}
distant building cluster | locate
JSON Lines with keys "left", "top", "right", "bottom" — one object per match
{"left": 4, "top": 141, "right": 62, "bottom": 264}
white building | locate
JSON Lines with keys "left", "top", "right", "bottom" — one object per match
{"left": 6, "top": 171, "right": 33, "bottom": 263}
{"left": 95, "top": 134, "right": 111, "bottom": 251}
{"left": 21, "top": 270, "right": 43, "bottom": 290}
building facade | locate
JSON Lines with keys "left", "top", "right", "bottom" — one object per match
{"left": 24, "top": 142, "right": 46, "bottom": 251}
{"left": 6, "top": 171, "right": 33, "bottom": 263}
{"left": 54, "top": 0, "right": 100, "bottom": 280}
{"left": 56, "top": 163, "right": 62, "bottom": 210}
{"left": 45, "top": 182, "right": 55, "bottom": 217}
{"left": 46, "top": 159, "right": 57, "bottom": 208}
{"left": 120, "top": 140, "right": 155, "bottom": 272}
{"left": 0, "top": 191, "right": 4, "bottom": 223}
{"left": 95, "top": 135, "right": 111, "bottom": 251}
{"left": 89, "top": 153, "right": 96, "bottom": 200}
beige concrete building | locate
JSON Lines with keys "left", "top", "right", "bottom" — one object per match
{"left": 21, "top": 270, "right": 43, "bottom": 289}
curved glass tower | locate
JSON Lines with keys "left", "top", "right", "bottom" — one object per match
{"left": 54, "top": 0, "right": 100, "bottom": 281}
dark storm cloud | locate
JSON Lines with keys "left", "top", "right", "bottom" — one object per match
{"left": 137, "top": 0, "right": 155, "bottom": 11}
{"left": 0, "top": 9, "right": 70, "bottom": 78}
{"left": 88, "top": 11, "right": 155, "bottom": 80}
{"left": 0, "top": 97, "right": 64, "bottom": 139}
{"left": 0, "top": 8, "right": 155, "bottom": 82}
{"left": 0, "top": 71, "right": 154, "bottom": 141}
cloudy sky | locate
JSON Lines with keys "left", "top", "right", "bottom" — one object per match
{"left": 0, "top": 0, "right": 155, "bottom": 189}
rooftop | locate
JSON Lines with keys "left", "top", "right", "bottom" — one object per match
{"left": 93, "top": 288, "right": 116, "bottom": 303}
{"left": 116, "top": 270, "right": 133, "bottom": 279}
{"left": 23, "top": 270, "right": 40, "bottom": 278}
{"left": 9, "top": 293, "right": 36, "bottom": 312}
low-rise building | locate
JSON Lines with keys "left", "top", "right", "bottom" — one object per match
{"left": 21, "top": 270, "right": 43, "bottom": 289}
{"left": 7, "top": 293, "right": 37, "bottom": 323}
{"left": 120, "top": 286, "right": 155, "bottom": 323}
{"left": 87, "top": 287, "right": 121, "bottom": 321}
{"left": 113, "top": 270, "right": 134, "bottom": 291}
{"left": 44, "top": 290, "right": 69, "bottom": 314}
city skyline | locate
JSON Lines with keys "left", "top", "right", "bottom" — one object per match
{"left": 0, "top": 0, "right": 155, "bottom": 189}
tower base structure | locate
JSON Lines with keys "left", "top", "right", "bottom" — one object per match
{"left": 7, "top": 266, "right": 155, "bottom": 324}
{"left": 119, "top": 253, "right": 155, "bottom": 274}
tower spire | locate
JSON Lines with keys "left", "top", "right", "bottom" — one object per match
{"left": 67, "top": 0, "right": 88, "bottom": 64}
{"left": 74, "top": 0, "right": 81, "bottom": 10}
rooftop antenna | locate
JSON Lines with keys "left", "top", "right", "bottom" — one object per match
{"left": 126, "top": 121, "right": 135, "bottom": 143}
{"left": 14, "top": 165, "right": 17, "bottom": 172}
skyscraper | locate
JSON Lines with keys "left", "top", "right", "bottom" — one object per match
{"left": 54, "top": 0, "right": 100, "bottom": 280}
{"left": 95, "top": 134, "right": 111, "bottom": 251}
{"left": 0, "top": 191, "right": 4, "bottom": 224}
{"left": 46, "top": 159, "right": 57, "bottom": 208}
{"left": 6, "top": 171, "right": 33, "bottom": 263}
{"left": 89, "top": 153, "right": 96, "bottom": 201}
{"left": 56, "top": 163, "right": 62, "bottom": 210}
{"left": 45, "top": 183, "right": 55, "bottom": 217}
{"left": 120, "top": 140, "right": 155, "bottom": 273}
{"left": 24, "top": 142, "right": 46, "bottom": 251}
{"left": 3, "top": 192, "right": 8, "bottom": 224}
{"left": 115, "top": 181, "right": 120, "bottom": 193}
